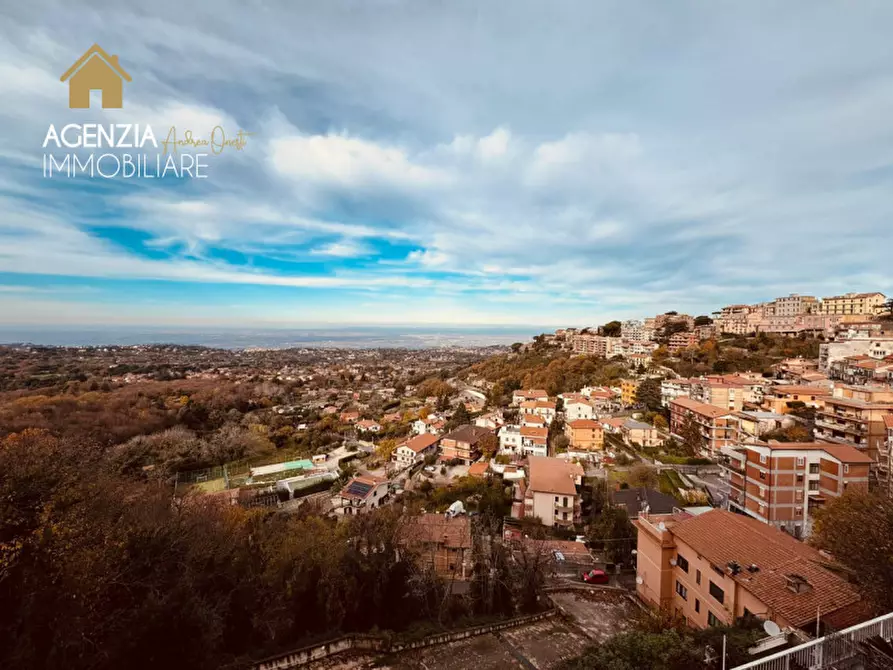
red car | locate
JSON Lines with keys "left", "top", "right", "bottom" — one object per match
{"left": 582, "top": 569, "right": 609, "bottom": 584}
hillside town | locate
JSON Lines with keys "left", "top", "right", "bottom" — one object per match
{"left": 3, "top": 289, "right": 893, "bottom": 670}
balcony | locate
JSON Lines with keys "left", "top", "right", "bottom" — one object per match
{"left": 814, "top": 418, "right": 865, "bottom": 436}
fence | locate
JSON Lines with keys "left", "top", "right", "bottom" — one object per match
{"left": 252, "top": 610, "right": 557, "bottom": 670}
{"left": 731, "top": 611, "right": 893, "bottom": 670}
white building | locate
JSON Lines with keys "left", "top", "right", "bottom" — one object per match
{"left": 393, "top": 433, "right": 441, "bottom": 468}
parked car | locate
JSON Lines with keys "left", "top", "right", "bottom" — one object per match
{"left": 582, "top": 569, "right": 609, "bottom": 584}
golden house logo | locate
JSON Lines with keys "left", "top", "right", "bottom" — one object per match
{"left": 60, "top": 44, "right": 131, "bottom": 109}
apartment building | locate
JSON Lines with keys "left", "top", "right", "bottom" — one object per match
{"left": 440, "top": 425, "right": 493, "bottom": 464}
{"left": 402, "top": 515, "right": 472, "bottom": 583}
{"left": 393, "top": 433, "right": 440, "bottom": 468}
{"left": 497, "top": 424, "right": 547, "bottom": 458}
{"left": 621, "top": 319, "right": 650, "bottom": 342}
{"left": 669, "top": 397, "right": 738, "bottom": 457}
{"left": 635, "top": 509, "right": 863, "bottom": 633}
{"left": 755, "top": 314, "right": 841, "bottom": 337}
{"left": 733, "top": 410, "right": 794, "bottom": 442}
{"left": 690, "top": 378, "right": 745, "bottom": 412}
{"left": 620, "top": 378, "right": 640, "bottom": 406}
{"left": 668, "top": 331, "right": 699, "bottom": 352}
{"left": 883, "top": 415, "right": 893, "bottom": 493}
{"left": 719, "top": 442, "right": 871, "bottom": 538}
{"left": 661, "top": 377, "right": 697, "bottom": 407}
{"left": 769, "top": 294, "right": 818, "bottom": 317}
{"left": 572, "top": 333, "right": 621, "bottom": 356}
{"left": 565, "top": 419, "right": 604, "bottom": 451}
{"left": 818, "top": 292, "right": 886, "bottom": 316}
{"left": 820, "top": 337, "right": 893, "bottom": 371}
{"left": 715, "top": 304, "right": 752, "bottom": 335}
{"left": 761, "top": 385, "right": 830, "bottom": 414}
{"left": 524, "top": 456, "right": 584, "bottom": 528}
{"left": 520, "top": 413, "right": 547, "bottom": 428}
{"left": 829, "top": 356, "right": 893, "bottom": 386}
{"left": 814, "top": 385, "right": 893, "bottom": 463}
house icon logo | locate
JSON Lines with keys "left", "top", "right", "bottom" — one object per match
{"left": 60, "top": 44, "right": 132, "bottom": 109}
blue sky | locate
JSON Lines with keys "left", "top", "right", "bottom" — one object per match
{"left": 1, "top": 1, "right": 892, "bottom": 328}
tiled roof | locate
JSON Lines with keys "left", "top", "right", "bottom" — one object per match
{"left": 521, "top": 400, "right": 557, "bottom": 410}
{"left": 403, "top": 515, "right": 471, "bottom": 549}
{"left": 883, "top": 414, "right": 893, "bottom": 430}
{"left": 669, "top": 510, "right": 861, "bottom": 628}
{"left": 467, "top": 461, "right": 489, "bottom": 477}
{"left": 770, "top": 385, "right": 831, "bottom": 396}
{"left": 670, "top": 396, "right": 731, "bottom": 418}
{"left": 442, "top": 424, "right": 492, "bottom": 444}
{"left": 776, "top": 442, "right": 874, "bottom": 464}
{"left": 567, "top": 419, "right": 602, "bottom": 429}
{"left": 400, "top": 433, "right": 441, "bottom": 453}
{"left": 520, "top": 426, "right": 548, "bottom": 439}
{"left": 527, "top": 456, "right": 578, "bottom": 496}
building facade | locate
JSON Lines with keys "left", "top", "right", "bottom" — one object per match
{"left": 565, "top": 419, "right": 604, "bottom": 451}
{"left": 524, "top": 456, "right": 583, "bottom": 528}
{"left": 669, "top": 397, "right": 738, "bottom": 457}
{"left": 814, "top": 385, "right": 893, "bottom": 463}
{"left": 818, "top": 292, "right": 886, "bottom": 316}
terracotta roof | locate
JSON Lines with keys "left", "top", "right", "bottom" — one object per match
{"left": 400, "top": 433, "right": 441, "bottom": 453}
{"left": 567, "top": 419, "right": 602, "bottom": 429}
{"left": 669, "top": 510, "right": 861, "bottom": 628}
{"left": 515, "top": 389, "right": 548, "bottom": 398}
{"left": 883, "top": 414, "right": 893, "bottom": 430}
{"left": 603, "top": 417, "right": 625, "bottom": 428}
{"left": 442, "top": 424, "right": 492, "bottom": 444}
{"left": 527, "top": 456, "right": 578, "bottom": 496}
{"left": 467, "top": 461, "right": 489, "bottom": 477}
{"left": 770, "top": 386, "right": 831, "bottom": 396}
{"left": 521, "top": 400, "right": 557, "bottom": 410}
{"left": 670, "top": 396, "right": 732, "bottom": 418}
{"left": 339, "top": 475, "right": 388, "bottom": 500}
{"left": 520, "top": 426, "right": 549, "bottom": 439}
{"left": 521, "top": 413, "right": 547, "bottom": 425}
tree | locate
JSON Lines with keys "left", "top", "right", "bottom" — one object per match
{"left": 812, "top": 490, "right": 893, "bottom": 610}
{"left": 634, "top": 377, "right": 662, "bottom": 411}
{"left": 557, "top": 628, "right": 700, "bottom": 670}
{"left": 552, "top": 433, "right": 570, "bottom": 453}
{"left": 653, "top": 414, "right": 668, "bottom": 431}
{"left": 628, "top": 464, "right": 659, "bottom": 489}
{"left": 601, "top": 320, "right": 622, "bottom": 337}
{"left": 478, "top": 432, "right": 499, "bottom": 460}
{"left": 881, "top": 298, "right": 893, "bottom": 321}
{"left": 445, "top": 403, "right": 470, "bottom": 430}
{"left": 678, "top": 415, "right": 705, "bottom": 457}
{"left": 694, "top": 315, "right": 713, "bottom": 326}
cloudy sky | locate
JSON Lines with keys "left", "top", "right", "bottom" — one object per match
{"left": 1, "top": 1, "right": 892, "bottom": 329}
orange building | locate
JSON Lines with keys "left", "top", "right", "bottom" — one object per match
{"left": 564, "top": 419, "right": 604, "bottom": 451}
{"left": 814, "top": 385, "right": 893, "bottom": 464}
{"left": 762, "top": 385, "right": 830, "bottom": 414}
{"left": 635, "top": 509, "right": 864, "bottom": 633}
{"left": 719, "top": 442, "right": 871, "bottom": 538}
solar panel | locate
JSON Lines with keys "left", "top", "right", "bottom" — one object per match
{"left": 346, "top": 481, "right": 373, "bottom": 497}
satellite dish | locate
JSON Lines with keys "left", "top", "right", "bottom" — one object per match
{"left": 763, "top": 620, "right": 782, "bottom": 636}
{"left": 635, "top": 576, "right": 644, "bottom": 585}
{"left": 658, "top": 522, "right": 667, "bottom": 530}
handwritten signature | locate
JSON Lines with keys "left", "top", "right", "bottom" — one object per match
{"left": 162, "top": 126, "right": 254, "bottom": 155}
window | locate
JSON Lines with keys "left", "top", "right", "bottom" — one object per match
{"left": 844, "top": 464, "right": 850, "bottom": 474}
{"left": 675, "top": 581, "right": 688, "bottom": 600}
{"left": 796, "top": 490, "right": 803, "bottom": 501}
{"left": 695, "top": 599, "right": 700, "bottom": 613}
{"left": 808, "top": 481, "right": 819, "bottom": 491}
{"left": 709, "top": 581, "right": 725, "bottom": 604}
{"left": 696, "top": 569, "right": 701, "bottom": 585}
{"left": 563, "top": 496, "right": 568, "bottom": 506}
{"left": 555, "top": 496, "right": 559, "bottom": 502}
{"left": 796, "top": 474, "right": 804, "bottom": 483}
{"left": 677, "top": 555, "right": 690, "bottom": 573}
{"left": 563, "top": 512, "right": 568, "bottom": 521}
{"left": 796, "top": 456, "right": 805, "bottom": 467}
{"left": 759, "top": 487, "right": 766, "bottom": 499}
{"left": 759, "top": 470, "right": 766, "bottom": 480}
{"left": 760, "top": 454, "right": 767, "bottom": 464}
{"left": 809, "top": 464, "right": 820, "bottom": 474}
{"left": 708, "top": 611, "right": 721, "bottom": 627}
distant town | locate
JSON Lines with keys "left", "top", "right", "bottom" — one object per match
{"left": 3, "top": 288, "right": 892, "bottom": 670}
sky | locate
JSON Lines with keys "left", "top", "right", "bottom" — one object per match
{"left": 1, "top": 1, "right": 892, "bottom": 329}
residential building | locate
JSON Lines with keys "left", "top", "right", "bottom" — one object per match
{"left": 440, "top": 425, "right": 494, "bottom": 464}
{"left": 635, "top": 509, "right": 863, "bottom": 632}
{"left": 714, "top": 304, "right": 751, "bottom": 335}
{"left": 520, "top": 399, "right": 557, "bottom": 424}
{"left": 769, "top": 294, "right": 818, "bottom": 317}
{"left": 690, "top": 378, "right": 745, "bottom": 412}
{"left": 820, "top": 337, "right": 893, "bottom": 371}
{"left": 340, "top": 411, "right": 360, "bottom": 424}
{"left": 668, "top": 331, "right": 699, "bottom": 352}
{"left": 467, "top": 461, "right": 490, "bottom": 478}
{"left": 621, "top": 418, "right": 662, "bottom": 448}
{"left": 511, "top": 389, "right": 549, "bottom": 405}
{"left": 403, "top": 515, "right": 472, "bottom": 583}
{"left": 829, "top": 355, "right": 893, "bottom": 385}
{"left": 755, "top": 314, "right": 841, "bottom": 337}
{"left": 563, "top": 395, "right": 596, "bottom": 421}
{"left": 694, "top": 323, "right": 715, "bottom": 340}
{"left": 524, "top": 456, "right": 584, "bottom": 528}
{"left": 733, "top": 411, "right": 795, "bottom": 442}
{"left": 620, "top": 378, "right": 640, "bottom": 407}
{"left": 883, "top": 415, "right": 893, "bottom": 493}
{"left": 393, "top": 433, "right": 440, "bottom": 468}
{"left": 474, "top": 411, "right": 504, "bottom": 430}
{"left": 498, "top": 424, "right": 522, "bottom": 454}
{"left": 661, "top": 378, "right": 697, "bottom": 407}
{"left": 814, "top": 385, "right": 893, "bottom": 463}
{"left": 719, "top": 442, "right": 872, "bottom": 538}
{"left": 413, "top": 415, "right": 444, "bottom": 435}
{"left": 335, "top": 475, "right": 390, "bottom": 515}
{"left": 565, "top": 419, "right": 604, "bottom": 451}
{"left": 621, "top": 319, "right": 651, "bottom": 342}
{"left": 669, "top": 397, "right": 738, "bottom": 457}
{"left": 356, "top": 419, "right": 381, "bottom": 433}
{"left": 762, "top": 385, "right": 831, "bottom": 414}
{"left": 572, "top": 333, "right": 622, "bottom": 357}
{"left": 818, "top": 292, "right": 887, "bottom": 316}
{"left": 520, "top": 413, "right": 547, "bottom": 428}
{"left": 519, "top": 426, "right": 549, "bottom": 457}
